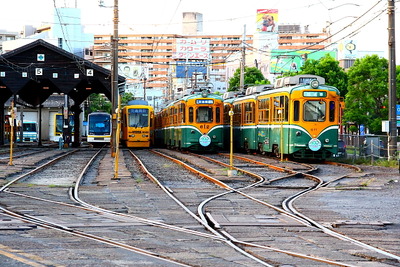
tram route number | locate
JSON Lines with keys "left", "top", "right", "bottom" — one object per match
{"left": 200, "top": 125, "right": 210, "bottom": 129}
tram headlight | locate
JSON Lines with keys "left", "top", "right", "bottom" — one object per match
{"left": 212, "top": 135, "right": 216, "bottom": 139}
{"left": 325, "top": 138, "right": 330, "bottom": 143}
{"left": 191, "top": 130, "right": 195, "bottom": 134}
{"left": 310, "top": 79, "right": 319, "bottom": 88}
{"left": 296, "top": 131, "right": 302, "bottom": 136}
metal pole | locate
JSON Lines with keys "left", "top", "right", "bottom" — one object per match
{"left": 114, "top": 96, "right": 121, "bottom": 179}
{"left": 228, "top": 108, "right": 236, "bottom": 177}
{"left": 388, "top": 0, "right": 397, "bottom": 160}
{"left": 229, "top": 108, "right": 234, "bottom": 169}
{"left": 8, "top": 100, "right": 15, "bottom": 166}
{"left": 143, "top": 78, "right": 147, "bottom": 101}
{"left": 239, "top": 25, "right": 246, "bottom": 91}
{"left": 111, "top": 0, "right": 119, "bottom": 157}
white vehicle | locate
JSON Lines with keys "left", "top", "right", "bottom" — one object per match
{"left": 17, "top": 121, "right": 38, "bottom": 142}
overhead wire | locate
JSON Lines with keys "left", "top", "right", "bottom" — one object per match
{"left": 243, "top": 0, "right": 385, "bottom": 58}
{"left": 52, "top": 0, "right": 87, "bottom": 75}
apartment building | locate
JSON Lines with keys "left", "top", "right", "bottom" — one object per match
{"left": 91, "top": 34, "right": 253, "bottom": 96}
{"left": 0, "top": 30, "right": 18, "bottom": 53}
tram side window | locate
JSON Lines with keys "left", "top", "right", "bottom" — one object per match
{"left": 197, "top": 107, "right": 213, "bottom": 122}
{"left": 180, "top": 103, "right": 186, "bottom": 123}
{"left": 223, "top": 105, "right": 231, "bottom": 124}
{"left": 173, "top": 107, "right": 178, "bottom": 124}
{"left": 272, "top": 96, "right": 288, "bottom": 122}
{"left": 189, "top": 107, "right": 194, "bottom": 123}
{"left": 216, "top": 107, "right": 221, "bottom": 123}
{"left": 329, "top": 101, "right": 335, "bottom": 122}
{"left": 167, "top": 108, "right": 172, "bottom": 125}
{"left": 233, "top": 104, "right": 241, "bottom": 125}
{"left": 304, "top": 100, "right": 326, "bottom": 122}
{"left": 258, "top": 98, "right": 270, "bottom": 122}
{"left": 244, "top": 102, "right": 254, "bottom": 124}
{"left": 293, "top": 101, "right": 300, "bottom": 121}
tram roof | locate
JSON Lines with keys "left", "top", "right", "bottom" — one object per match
{"left": 225, "top": 83, "right": 340, "bottom": 104}
{"left": 165, "top": 92, "right": 223, "bottom": 107}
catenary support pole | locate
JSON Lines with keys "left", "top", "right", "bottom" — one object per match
{"left": 388, "top": 0, "right": 398, "bottom": 160}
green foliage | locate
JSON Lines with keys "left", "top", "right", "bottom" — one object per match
{"left": 121, "top": 92, "right": 134, "bottom": 107}
{"left": 348, "top": 125, "right": 358, "bottom": 133}
{"left": 88, "top": 93, "right": 112, "bottom": 114}
{"left": 299, "top": 54, "right": 348, "bottom": 96}
{"left": 344, "top": 55, "right": 388, "bottom": 134}
{"left": 87, "top": 92, "right": 134, "bottom": 115}
{"left": 228, "top": 67, "right": 270, "bottom": 91}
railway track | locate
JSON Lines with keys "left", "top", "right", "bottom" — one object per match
{"left": 0, "top": 148, "right": 194, "bottom": 266}
{"left": 0, "top": 147, "right": 398, "bottom": 266}
{"left": 144, "top": 149, "right": 399, "bottom": 266}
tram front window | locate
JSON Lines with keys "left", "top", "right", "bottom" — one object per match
{"left": 197, "top": 107, "right": 213, "bottom": 123}
{"left": 304, "top": 100, "right": 326, "bottom": 122}
{"left": 129, "top": 109, "right": 149, "bottom": 127}
{"left": 89, "top": 117, "right": 110, "bottom": 134}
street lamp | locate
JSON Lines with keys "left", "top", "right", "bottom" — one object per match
{"left": 228, "top": 108, "right": 236, "bottom": 177}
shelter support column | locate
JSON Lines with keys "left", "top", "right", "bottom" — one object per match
{"left": 71, "top": 105, "right": 82, "bottom": 148}
{"left": 0, "top": 102, "right": 4, "bottom": 145}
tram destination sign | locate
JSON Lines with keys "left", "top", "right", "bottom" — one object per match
{"left": 303, "top": 91, "right": 326, "bottom": 97}
{"left": 196, "top": 99, "right": 214, "bottom": 104}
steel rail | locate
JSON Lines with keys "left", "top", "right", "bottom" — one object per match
{"left": 0, "top": 149, "right": 77, "bottom": 192}
{"left": 225, "top": 153, "right": 400, "bottom": 261}
{"left": 0, "top": 207, "right": 190, "bottom": 267}
{"left": 143, "top": 149, "right": 274, "bottom": 266}
{"left": 70, "top": 148, "right": 224, "bottom": 241}
{"left": 0, "top": 148, "right": 190, "bottom": 267}
{"left": 150, "top": 150, "right": 358, "bottom": 266}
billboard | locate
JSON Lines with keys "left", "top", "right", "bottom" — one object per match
{"left": 269, "top": 50, "right": 337, "bottom": 74}
{"left": 338, "top": 40, "right": 358, "bottom": 60}
{"left": 175, "top": 61, "right": 207, "bottom": 78}
{"left": 256, "top": 9, "right": 278, "bottom": 33}
{"left": 173, "top": 38, "right": 210, "bottom": 60}
{"left": 118, "top": 64, "right": 142, "bottom": 79}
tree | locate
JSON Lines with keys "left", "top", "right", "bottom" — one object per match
{"left": 228, "top": 66, "right": 270, "bottom": 91}
{"left": 88, "top": 93, "right": 112, "bottom": 114}
{"left": 121, "top": 92, "right": 134, "bottom": 107}
{"left": 343, "top": 55, "right": 388, "bottom": 134}
{"left": 299, "top": 54, "right": 348, "bottom": 96}
{"left": 87, "top": 92, "right": 135, "bottom": 115}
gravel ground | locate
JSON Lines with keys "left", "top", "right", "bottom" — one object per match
{"left": 297, "top": 164, "right": 399, "bottom": 220}
{"left": 324, "top": 165, "right": 399, "bottom": 222}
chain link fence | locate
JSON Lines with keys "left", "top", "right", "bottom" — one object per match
{"left": 339, "top": 134, "right": 399, "bottom": 163}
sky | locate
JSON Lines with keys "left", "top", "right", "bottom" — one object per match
{"left": 0, "top": 0, "right": 395, "bottom": 57}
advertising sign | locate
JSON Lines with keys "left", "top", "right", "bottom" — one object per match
{"left": 269, "top": 50, "right": 337, "bottom": 74}
{"left": 173, "top": 38, "right": 210, "bottom": 60}
{"left": 338, "top": 39, "right": 358, "bottom": 60}
{"left": 256, "top": 9, "right": 278, "bottom": 33}
{"left": 175, "top": 61, "right": 207, "bottom": 78}
{"left": 119, "top": 64, "right": 142, "bottom": 79}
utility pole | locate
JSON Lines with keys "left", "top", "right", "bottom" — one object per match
{"left": 239, "top": 25, "right": 246, "bottom": 91}
{"left": 111, "top": 0, "right": 119, "bottom": 157}
{"left": 388, "top": 0, "right": 397, "bottom": 160}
